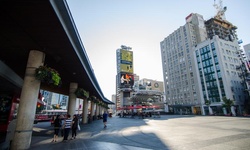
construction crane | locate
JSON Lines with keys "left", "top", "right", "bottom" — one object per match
{"left": 213, "top": 0, "right": 227, "bottom": 20}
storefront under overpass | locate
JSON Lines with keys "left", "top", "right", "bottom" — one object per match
{"left": 0, "top": 1, "right": 113, "bottom": 149}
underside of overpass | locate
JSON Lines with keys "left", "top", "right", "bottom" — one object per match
{"left": 0, "top": 0, "right": 113, "bottom": 104}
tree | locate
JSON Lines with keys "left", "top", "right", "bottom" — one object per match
{"left": 205, "top": 99, "right": 211, "bottom": 106}
{"left": 222, "top": 97, "right": 234, "bottom": 114}
{"left": 205, "top": 99, "right": 213, "bottom": 115}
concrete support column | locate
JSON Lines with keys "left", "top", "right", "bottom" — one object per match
{"left": 68, "top": 83, "right": 78, "bottom": 116}
{"left": 231, "top": 106, "right": 236, "bottom": 116}
{"left": 208, "top": 106, "right": 213, "bottom": 115}
{"left": 100, "top": 107, "right": 104, "bottom": 115}
{"left": 11, "top": 50, "right": 45, "bottom": 150}
{"left": 82, "top": 99, "right": 88, "bottom": 124}
{"left": 201, "top": 105, "right": 205, "bottom": 115}
{"left": 99, "top": 106, "right": 102, "bottom": 115}
{"left": 91, "top": 101, "right": 95, "bottom": 121}
{"left": 223, "top": 107, "right": 227, "bottom": 115}
{"left": 96, "top": 105, "right": 99, "bottom": 117}
{"left": 95, "top": 103, "right": 98, "bottom": 117}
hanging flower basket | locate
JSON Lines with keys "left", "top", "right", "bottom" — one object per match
{"left": 90, "top": 96, "right": 98, "bottom": 102}
{"left": 100, "top": 103, "right": 109, "bottom": 109}
{"left": 96, "top": 101, "right": 101, "bottom": 105}
{"left": 96, "top": 100, "right": 102, "bottom": 105}
{"left": 35, "top": 66, "right": 62, "bottom": 86}
{"left": 87, "top": 97, "right": 92, "bottom": 101}
{"left": 75, "top": 88, "right": 89, "bottom": 99}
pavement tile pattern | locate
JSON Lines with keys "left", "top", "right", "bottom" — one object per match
{"left": 29, "top": 115, "right": 250, "bottom": 150}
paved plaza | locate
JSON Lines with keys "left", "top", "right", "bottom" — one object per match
{"left": 30, "top": 115, "right": 250, "bottom": 150}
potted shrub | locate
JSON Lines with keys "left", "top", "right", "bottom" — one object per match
{"left": 35, "top": 66, "right": 61, "bottom": 86}
{"left": 75, "top": 88, "right": 89, "bottom": 99}
{"left": 90, "top": 96, "right": 97, "bottom": 102}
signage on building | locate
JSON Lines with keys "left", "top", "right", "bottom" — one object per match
{"left": 185, "top": 13, "right": 193, "bottom": 23}
{"left": 120, "top": 73, "right": 134, "bottom": 88}
{"left": 120, "top": 49, "right": 133, "bottom": 74}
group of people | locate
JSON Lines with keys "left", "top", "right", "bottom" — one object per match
{"left": 52, "top": 114, "right": 79, "bottom": 142}
{"left": 118, "top": 111, "right": 160, "bottom": 119}
{"left": 51, "top": 111, "right": 108, "bottom": 142}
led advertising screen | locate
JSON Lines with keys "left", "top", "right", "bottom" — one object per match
{"left": 120, "top": 49, "right": 133, "bottom": 62}
{"left": 120, "top": 64, "right": 133, "bottom": 73}
{"left": 120, "top": 50, "right": 133, "bottom": 73}
{"left": 120, "top": 73, "right": 134, "bottom": 88}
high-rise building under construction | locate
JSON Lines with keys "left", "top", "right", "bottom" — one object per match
{"left": 160, "top": 1, "right": 247, "bottom": 115}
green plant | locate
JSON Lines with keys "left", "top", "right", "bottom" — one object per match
{"left": 205, "top": 99, "right": 211, "bottom": 106}
{"left": 75, "top": 88, "right": 89, "bottom": 99}
{"left": 90, "top": 96, "right": 97, "bottom": 102}
{"left": 222, "top": 97, "right": 234, "bottom": 113}
{"left": 98, "top": 102, "right": 108, "bottom": 109}
{"left": 97, "top": 101, "right": 101, "bottom": 105}
{"left": 52, "top": 104, "right": 61, "bottom": 109}
{"left": 101, "top": 103, "right": 109, "bottom": 109}
{"left": 35, "top": 66, "right": 61, "bottom": 86}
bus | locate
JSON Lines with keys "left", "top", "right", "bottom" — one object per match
{"left": 41, "top": 109, "right": 67, "bottom": 115}
{"left": 35, "top": 109, "right": 67, "bottom": 125}
{"left": 0, "top": 93, "right": 45, "bottom": 149}
{"left": 0, "top": 95, "right": 19, "bottom": 144}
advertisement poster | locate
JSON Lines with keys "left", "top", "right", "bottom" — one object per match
{"left": 120, "top": 73, "right": 134, "bottom": 88}
{"left": 120, "top": 49, "right": 133, "bottom": 73}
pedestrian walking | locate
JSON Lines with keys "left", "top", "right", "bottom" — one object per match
{"left": 103, "top": 111, "right": 108, "bottom": 128}
{"left": 70, "top": 114, "right": 78, "bottom": 140}
{"left": 60, "top": 114, "right": 65, "bottom": 137}
{"left": 62, "top": 114, "right": 72, "bottom": 142}
{"left": 51, "top": 115, "right": 61, "bottom": 142}
{"left": 157, "top": 111, "right": 161, "bottom": 118}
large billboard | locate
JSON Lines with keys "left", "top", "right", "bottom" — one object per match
{"left": 120, "top": 49, "right": 133, "bottom": 73}
{"left": 120, "top": 64, "right": 133, "bottom": 73}
{"left": 120, "top": 73, "right": 134, "bottom": 88}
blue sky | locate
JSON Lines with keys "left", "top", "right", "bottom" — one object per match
{"left": 66, "top": 0, "right": 250, "bottom": 99}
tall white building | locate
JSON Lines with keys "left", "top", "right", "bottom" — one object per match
{"left": 243, "top": 44, "right": 250, "bottom": 60}
{"left": 160, "top": 13, "right": 206, "bottom": 115}
{"left": 194, "top": 35, "right": 245, "bottom": 115}
{"left": 242, "top": 43, "right": 250, "bottom": 108}
{"left": 161, "top": 7, "right": 246, "bottom": 115}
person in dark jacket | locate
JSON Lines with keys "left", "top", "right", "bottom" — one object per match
{"left": 52, "top": 115, "right": 61, "bottom": 142}
{"left": 71, "top": 114, "right": 78, "bottom": 139}
{"left": 103, "top": 111, "right": 108, "bottom": 128}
